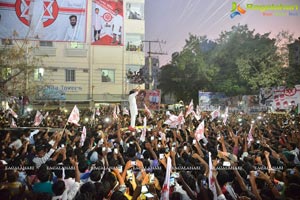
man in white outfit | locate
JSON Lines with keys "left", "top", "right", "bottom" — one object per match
{"left": 128, "top": 87, "right": 140, "bottom": 131}
{"left": 111, "top": 9, "right": 122, "bottom": 45}
{"left": 92, "top": 8, "right": 103, "bottom": 42}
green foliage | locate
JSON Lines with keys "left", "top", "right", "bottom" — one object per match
{"left": 0, "top": 40, "right": 43, "bottom": 94}
{"left": 158, "top": 25, "right": 294, "bottom": 102}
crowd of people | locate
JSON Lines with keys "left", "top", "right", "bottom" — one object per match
{"left": 0, "top": 102, "right": 300, "bottom": 200}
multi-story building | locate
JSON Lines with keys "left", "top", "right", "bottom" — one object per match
{"left": 0, "top": 0, "right": 145, "bottom": 104}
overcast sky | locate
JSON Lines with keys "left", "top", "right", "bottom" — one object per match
{"left": 145, "top": 0, "right": 300, "bottom": 65}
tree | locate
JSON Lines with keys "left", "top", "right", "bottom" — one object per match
{"left": 158, "top": 34, "right": 217, "bottom": 103}
{"left": 0, "top": 38, "right": 43, "bottom": 96}
{"left": 212, "top": 24, "right": 284, "bottom": 95}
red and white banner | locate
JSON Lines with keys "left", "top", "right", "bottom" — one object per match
{"left": 92, "top": 0, "right": 123, "bottom": 45}
{"left": 247, "top": 124, "right": 254, "bottom": 147}
{"left": 210, "top": 106, "right": 220, "bottom": 121}
{"left": 209, "top": 152, "right": 218, "bottom": 200}
{"left": 33, "top": 110, "right": 43, "bottom": 126}
{"left": 223, "top": 107, "right": 229, "bottom": 125}
{"left": 185, "top": 99, "right": 194, "bottom": 117}
{"left": 144, "top": 103, "right": 153, "bottom": 119}
{"left": 113, "top": 105, "right": 119, "bottom": 121}
{"left": 122, "top": 107, "right": 129, "bottom": 115}
{"left": 68, "top": 105, "right": 80, "bottom": 126}
{"left": 195, "top": 120, "right": 205, "bottom": 141}
{"left": 161, "top": 157, "right": 172, "bottom": 200}
{"left": 10, "top": 118, "right": 17, "bottom": 128}
{"left": 0, "top": 0, "right": 87, "bottom": 42}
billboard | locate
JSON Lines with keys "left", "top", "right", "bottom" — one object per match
{"left": 136, "top": 90, "right": 161, "bottom": 110}
{"left": 259, "top": 85, "right": 300, "bottom": 110}
{"left": 92, "top": 0, "right": 123, "bottom": 45}
{"left": 0, "top": 0, "right": 87, "bottom": 42}
{"left": 198, "top": 91, "right": 226, "bottom": 110}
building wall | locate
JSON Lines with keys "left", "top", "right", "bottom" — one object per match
{"left": 1, "top": 0, "right": 145, "bottom": 102}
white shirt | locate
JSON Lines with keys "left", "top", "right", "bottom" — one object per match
{"left": 112, "top": 15, "right": 122, "bottom": 35}
{"left": 28, "top": 0, "right": 44, "bottom": 39}
{"left": 33, "top": 148, "right": 55, "bottom": 168}
{"left": 128, "top": 91, "right": 139, "bottom": 116}
{"left": 93, "top": 14, "right": 103, "bottom": 31}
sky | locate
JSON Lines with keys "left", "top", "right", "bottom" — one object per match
{"left": 144, "top": 0, "right": 300, "bottom": 65}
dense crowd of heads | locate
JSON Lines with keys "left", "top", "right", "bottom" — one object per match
{"left": 0, "top": 104, "right": 300, "bottom": 200}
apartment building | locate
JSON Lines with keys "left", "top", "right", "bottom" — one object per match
{"left": 0, "top": 0, "right": 145, "bottom": 103}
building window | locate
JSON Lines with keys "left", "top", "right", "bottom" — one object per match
{"left": 34, "top": 68, "right": 44, "bottom": 81}
{"left": 126, "top": 34, "right": 144, "bottom": 51}
{"left": 70, "top": 42, "right": 84, "bottom": 49}
{"left": 126, "top": 65, "right": 144, "bottom": 84}
{"left": 101, "top": 69, "right": 115, "bottom": 83}
{"left": 126, "top": 3, "right": 144, "bottom": 20}
{"left": 40, "top": 41, "right": 53, "bottom": 47}
{"left": 65, "top": 69, "right": 75, "bottom": 82}
{"left": 1, "top": 39, "right": 13, "bottom": 45}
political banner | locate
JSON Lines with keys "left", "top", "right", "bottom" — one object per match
{"left": 0, "top": 0, "right": 87, "bottom": 42}
{"left": 136, "top": 90, "right": 161, "bottom": 110}
{"left": 92, "top": 0, "right": 123, "bottom": 45}
{"left": 259, "top": 85, "right": 300, "bottom": 110}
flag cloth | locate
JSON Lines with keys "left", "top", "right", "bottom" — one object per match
{"left": 209, "top": 152, "right": 218, "bottom": 200}
{"left": 123, "top": 107, "right": 129, "bottom": 115}
{"left": 210, "top": 106, "right": 221, "bottom": 121}
{"left": 185, "top": 99, "right": 194, "bottom": 117}
{"left": 138, "top": 113, "right": 142, "bottom": 124}
{"left": 177, "top": 111, "right": 185, "bottom": 126}
{"left": 160, "top": 157, "right": 172, "bottom": 200}
{"left": 140, "top": 117, "right": 147, "bottom": 142}
{"left": 116, "top": 105, "right": 120, "bottom": 115}
{"left": 80, "top": 126, "right": 86, "bottom": 147}
{"left": 33, "top": 111, "right": 44, "bottom": 126}
{"left": 95, "top": 108, "right": 100, "bottom": 116}
{"left": 223, "top": 107, "right": 229, "bottom": 125}
{"left": 68, "top": 105, "right": 80, "bottom": 126}
{"left": 247, "top": 124, "right": 254, "bottom": 147}
{"left": 144, "top": 103, "right": 153, "bottom": 118}
{"left": 192, "top": 110, "right": 201, "bottom": 121}
{"left": 113, "top": 105, "right": 119, "bottom": 121}
{"left": 195, "top": 120, "right": 205, "bottom": 141}
{"left": 8, "top": 108, "right": 18, "bottom": 118}
{"left": 10, "top": 118, "right": 17, "bottom": 128}
{"left": 196, "top": 105, "right": 201, "bottom": 116}
{"left": 44, "top": 111, "right": 49, "bottom": 119}
{"left": 164, "top": 111, "right": 185, "bottom": 128}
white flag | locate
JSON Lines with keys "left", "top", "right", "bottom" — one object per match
{"left": 33, "top": 111, "right": 43, "bottom": 126}
{"left": 8, "top": 108, "right": 18, "bottom": 119}
{"left": 123, "top": 107, "right": 129, "bottom": 115}
{"left": 44, "top": 111, "right": 49, "bottom": 119}
{"left": 161, "top": 157, "right": 172, "bottom": 200}
{"left": 223, "top": 107, "right": 229, "bottom": 125}
{"left": 95, "top": 108, "right": 100, "bottom": 116}
{"left": 185, "top": 99, "right": 194, "bottom": 117}
{"left": 113, "top": 105, "right": 119, "bottom": 121}
{"left": 247, "top": 124, "right": 254, "bottom": 147}
{"left": 10, "top": 118, "right": 17, "bottom": 128}
{"left": 144, "top": 103, "right": 153, "bottom": 118}
{"left": 140, "top": 117, "right": 147, "bottom": 142}
{"left": 80, "top": 126, "right": 87, "bottom": 147}
{"left": 210, "top": 106, "right": 221, "bottom": 121}
{"left": 68, "top": 105, "right": 80, "bottom": 126}
{"left": 209, "top": 152, "right": 218, "bottom": 200}
{"left": 195, "top": 120, "right": 205, "bottom": 141}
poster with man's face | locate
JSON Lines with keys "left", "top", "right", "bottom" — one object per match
{"left": 91, "top": 0, "right": 123, "bottom": 45}
{"left": 0, "top": 0, "right": 87, "bottom": 42}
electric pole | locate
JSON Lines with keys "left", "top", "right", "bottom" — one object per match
{"left": 142, "top": 40, "right": 167, "bottom": 90}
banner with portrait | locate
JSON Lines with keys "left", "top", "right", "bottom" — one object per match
{"left": 0, "top": 0, "right": 87, "bottom": 42}
{"left": 259, "top": 85, "right": 300, "bottom": 110}
{"left": 92, "top": 0, "right": 123, "bottom": 45}
{"left": 136, "top": 90, "right": 161, "bottom": 110}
